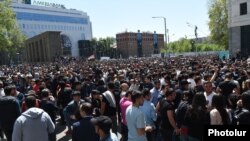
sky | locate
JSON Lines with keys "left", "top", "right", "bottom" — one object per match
{"left": 32, "top": 0, "right": 210, "bottom": 42}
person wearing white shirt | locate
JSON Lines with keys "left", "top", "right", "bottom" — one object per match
{"left": 0, "top": 81, "right": 5, "bottom": 98}
{"left": 203, "top": 81, "right": 216, "bottom": 110}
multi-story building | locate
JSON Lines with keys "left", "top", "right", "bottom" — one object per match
{"left": 116, "top": 31, "right": 164, "bottom": 58}
{"left": 25, "top": 31, "right": 61, "bottom": 62}
{"left": 228, "top": 0, "right": 250, "bottom": 58}
{"left": 12, "top": 0, "right": 92, "bottom": 57}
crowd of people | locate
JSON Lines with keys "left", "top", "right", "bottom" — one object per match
{"left": 0, "top": 55, "right": 250, "bottom": 141}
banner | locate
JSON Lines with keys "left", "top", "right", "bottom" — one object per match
{"left": 87, "top": 54, "right": 95, "bottom": 60}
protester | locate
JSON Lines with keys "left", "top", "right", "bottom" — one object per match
{"left": 40, "top": 88, "right": 58, "bottom": 141}
{"left": 159, "top": 88, "right": 179, "bottom": 141}
{"left": 0, "top": 85, "right": 21, "bottom": 141}
{"left": 126, "top": 90, "right": 149, "bottom": 141}
{"left": 183, "top": 93, "right": 210, "bottom": 141}
{"left": 210, "top": 94, "right": 232, "bottom": 125}
{"left": 140, "top": 88, "right": 157, "bottom": 141}
{"left": 64, "top": 91, "right": 85, "bottom": 135}
{"left": 101, "top": 82, "right": 118, "bottom": 134}
{"left": 119, "top": 90, "right": 132, "bottom": 141}
{"left": 91, "top": 116, "right": 118, "bottom": 141}
{"left": 1, "top": 54, "right": 250, "bottom": 140}
{"left": 72, "top": 102, "right": 99, "bottom": 141}
{"left": 12, "top": 96, "right": 55, "bottom": 141}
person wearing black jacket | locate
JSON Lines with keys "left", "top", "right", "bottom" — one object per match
{"left": 236, "top": 92, "right": 250, "bottom": 124}
{"left": 40, "top": 89, "right": 58, "bottom": 141}
{"left": 0, "top": 85, "right": 21, "bottom": 141}
{"left": 64, "top": 91, "right": 85, "bottom": 135}
{"left": 72, "top": 103, "right": 99, "bottom": 141}
{"left": 57, "top": 81, "right": 72, "bottom": 125}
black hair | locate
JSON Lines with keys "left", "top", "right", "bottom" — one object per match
{"left": 107, "top": 81, "right": 115, "bottom": 90}
{"left": 154, "top": 79, "right": 160, "bottom": 85}
{"left": 212, "top": 94, "right": 230, "bottom": 125}
{"left": 241, "top": 92, "right": 250, "bottom": 110}
{"left": 192, "top": 92, "right": 207, "bottom": 110}
{"left": 131, "top": 90, "right": 143, "bottom": 103}
{"left": 186, "top": 93, "right": 207, "bottom": 121}
{"left": 165, "top": 88, "right": 174, "bottom": 97}
{"left": 125, "top": 90, "right": 132, "bottom": 97}
{"left": 4, "top": 85, "right": 16, "bottom": 96}
{"left": 194, "top": 76, "right": 201, "bottom": 84}
{"left": 142, "top": 88, "right": 150, "bottom": 97}
{"left": 183, "top": 90, "right": 194, "bottom": 104}
{"left": 59, "top": 81, "right": 66, "bottom": 89}
{"left": 25, "top": 96, "right": 36, "bottom": 108}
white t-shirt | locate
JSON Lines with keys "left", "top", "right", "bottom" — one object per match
{"left": 210, "top": 108, "right": 232, "bottom": 125}
{"left": 204, "top": 91, "right": 216, "bottom": 108}
{"left": 0, "top": 88, "right": 5, "bottom": 98}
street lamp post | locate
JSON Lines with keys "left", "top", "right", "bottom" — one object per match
{"left": 16, "top": 52, "right": 20, "bottom": 64}
{"left": 152, "top": 16, "right": 168, "bottom": 55}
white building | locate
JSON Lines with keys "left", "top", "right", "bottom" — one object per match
{"left": 12, "top": 0, "right": 92, "bottom": 57}
{"left": 228, "top": 0, "right": 250, "bottom": 58}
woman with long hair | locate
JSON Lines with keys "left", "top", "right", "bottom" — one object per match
{"left": 183, "top": 93, "right": 210, "bottom": 141}
{"left": 210, "top": 94, "right": 231, "bottom": 125}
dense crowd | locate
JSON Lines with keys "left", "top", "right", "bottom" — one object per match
{"left": 0, "top": 55, "right": 250, "bottom": 141}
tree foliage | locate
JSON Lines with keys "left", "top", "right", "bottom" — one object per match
{"left": 0, "top": 0, "right": 25, "bottom": 53}
{"left": 90, "top": 37, "right": 117, "bottom": 59}
{"left": 165, "top": 38, "right": 223, "bottom": 53}
{"left": 208, "top": 0, "right": 228, "bottom": 49}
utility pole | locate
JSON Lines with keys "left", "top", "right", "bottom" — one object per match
{"left": 152, "top": 17, "right": 168, "bottom": 56}
{"left": 195, "top": 26, "right": 198, "bottom": 55}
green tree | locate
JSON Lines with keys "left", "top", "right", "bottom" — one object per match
{"left": 208, "top": 0, "right": 228, "bottom": 49}
{"left": 163, "top": 38, "right": 223, "bottom": 53}
{"left": 0, "top": 0, "right": 25, "bottom": 53}
{"left": 91, "top": 37, "right": 116, "bottom": 58}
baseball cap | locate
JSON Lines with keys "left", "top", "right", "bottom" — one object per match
{"left": 91, "top": 116, "right": 112, "bottom": 132}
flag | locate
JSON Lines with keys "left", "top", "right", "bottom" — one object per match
{"left": 87, "top": 54, "right": 95, "bottom": 60}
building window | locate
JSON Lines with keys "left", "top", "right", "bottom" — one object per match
{"left": 240, "top": 2, "right": 247, "bottom": 15}
{"left": 22, "top": 24, "right": 25, "bottom": 29}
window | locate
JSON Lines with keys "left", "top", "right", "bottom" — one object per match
{"left": 15, "top": 12, "right": 88, "bottom": 24}
{"left": 22, "top": 24, "right": 25, "bottom": 29}
{"left": 240, "top": 2, "right": 247, "bottom": 15}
